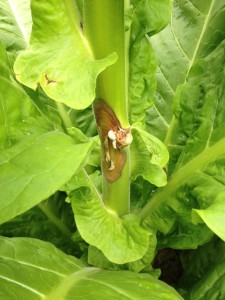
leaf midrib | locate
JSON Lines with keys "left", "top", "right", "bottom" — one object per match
{"left": 1, "top": 256, "right": 66, "bottom": 277}
{"left": 0, "top": 274, "right": 45, "bottom": 297}
{"left": 46, "top": 268, "right": 140, "bottom": 300}
{"left": 45, "top": 267, "right": 100, "bottom": 300}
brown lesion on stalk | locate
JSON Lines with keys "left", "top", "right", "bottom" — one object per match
{"left": 93, "top": 99, "right": 132, "bottom": 183}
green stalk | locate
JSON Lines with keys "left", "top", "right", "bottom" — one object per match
{"left": 83, "top": 0, "right": 130, "bottom": 215}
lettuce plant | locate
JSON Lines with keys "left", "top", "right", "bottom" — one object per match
{"left": 0, "top": 0, "right": 225, "bottom": 299}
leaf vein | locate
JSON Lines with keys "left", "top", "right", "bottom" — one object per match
{"left": 170, "top": 15, "right": 190, "bottom": 61}
{"left": 153, "top": 104, "right": 169, "bottom": 128}
{"left": 157, "top": 66, "right": 175, "bottom": 94}
{"left": 0, "top": 256, "right": 65, "bottom": 277}
{"left": 0, "top": 274, "right": 45, "bottom": 297}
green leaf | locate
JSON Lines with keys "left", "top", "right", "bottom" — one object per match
{"left": 129, "top": 37, "right": 157, "bottom": 124}
{"left": 70, "top": 171, "right": 151, "bottom": 264}
{"left": 0, "top": 0, "right": 32, "bottom": 52}
{"left": 0, "top": 236, "right": 183, "bottom": 299}
{"left": 0, "top": 132, "right": 93, "bottom": 224}
{"left": 131, "top": 125, "right": 169, "bottom": 187}
{"left": 146, "top": 0, "right": 225, "bottom": 142}
{"left": 14, "top": 0, "right": 117, "bottom": 109}
{"left": 130, "top": 0, "right": 172, "bottom": 40}
{"left": 88, "top": 232, "right": 157, "bottom": 273}
{"left": 157, "top": 223, "right": 213, "bottom": 250}
{"left": 129, "top": 0, "right": 171, "bottom": 124}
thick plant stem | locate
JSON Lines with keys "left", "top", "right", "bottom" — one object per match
{"left": 84, "top": 0, "right": 130, "bottom": 216}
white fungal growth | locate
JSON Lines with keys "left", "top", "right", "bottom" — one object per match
{"left": 112, "top": 140, "right": 117, "bottom": 149}
{"left": 108, "top": 130, "right": 116, "bottom": 141}
{"left": 108, "top": 160, "right": 115, "bottom": 170}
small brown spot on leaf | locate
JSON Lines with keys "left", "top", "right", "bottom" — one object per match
{"left": 45, "top": 74, "right": 57, "bottom": 86}
{"left": 80, "top": 22, "right": 84, "bottom": 32}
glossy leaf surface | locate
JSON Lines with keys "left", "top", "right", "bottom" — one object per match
{"left": 0, "top": 237, "right": 183, "bottom": 300}
{"left": 14, "top": 0, "right": 117, "bottom": 109}
{"left": 0, "top": 132, "right": 93, "bottom": 224}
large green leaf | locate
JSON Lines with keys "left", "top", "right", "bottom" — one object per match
{"left": 0, "top": 236, "right": 183, "bottom": 299}
{"left": 0, "top": 0, "right": 31, "bottom": 52}
{"left": 0, "top": 132, "right": 93, "bottom": 224}
{"left": 147, "top": 0, "right": 225, "bottom": 142}
{"left": 69, "top": 171, "right": 151, "bottom": 264}
{"left": 14, "top": 0, "right": 117, "bottom": 110}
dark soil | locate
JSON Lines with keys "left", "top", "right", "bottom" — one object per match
{"left": 153, "top": 248, "right": 183, "bottom": 285}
